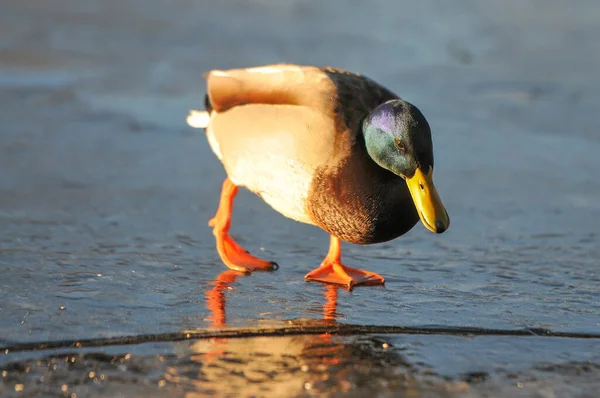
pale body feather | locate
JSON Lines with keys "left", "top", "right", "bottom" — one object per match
{"left": 207, "top": 104, "right": 334, "bottom": 225}
{"left": 203, "top": 65, "right": 350, "bottom": 225}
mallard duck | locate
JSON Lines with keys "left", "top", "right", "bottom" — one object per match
{"left": 187, "top": 64, "right": 449, "bottom": 287}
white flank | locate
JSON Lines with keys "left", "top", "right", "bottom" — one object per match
{"left": 206, "top": 124, "right": 222, "bottom": 160}
{"left": 186, "top": 110, "right": 210, "bottom": 128}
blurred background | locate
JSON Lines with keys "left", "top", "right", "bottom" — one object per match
{"left": 1, "top": 0, "right": 599, "bottom": 396}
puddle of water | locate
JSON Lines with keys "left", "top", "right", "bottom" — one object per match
{"left": 2, "top": 333, "right": 599, "bottom": 398}
{"left": 2, "top": 267, "right": 599, "bottom": 396}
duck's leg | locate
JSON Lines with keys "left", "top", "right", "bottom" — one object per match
{"left": 305, "top": 236, "right": 385, "bottom": 287}
{"left": 209, "top": 178, "right": 278, "bottom": 273}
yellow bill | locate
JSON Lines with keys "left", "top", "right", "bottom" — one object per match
{"left": 405, "top": 167, "right": 450, "bottom": 234}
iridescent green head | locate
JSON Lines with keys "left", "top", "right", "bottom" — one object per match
{"left": 363, "top": 99, "right": 450, "bottom": 233}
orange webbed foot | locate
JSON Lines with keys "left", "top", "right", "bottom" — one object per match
{"left": 304, "top": 235, "right": 385, "bottom": 288}
{"left": 305, "top": 261, "right": 384, "bottom": 287}
{"left": 209, "top": 178, "right": 278, "bottom": 273}
{"left": 215, "top": 232, "right": 278, "bottom": 273}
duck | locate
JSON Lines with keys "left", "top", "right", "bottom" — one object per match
{"left": 187, "top": 64, "right": 449, "bottom": 288}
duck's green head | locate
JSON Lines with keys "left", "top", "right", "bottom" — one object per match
{"left": 363, "top": 99, "right": 450, "bottom": 234}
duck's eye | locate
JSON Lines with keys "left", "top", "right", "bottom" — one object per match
{"left": 394, "top": 138, "right": 405, "bottom": 152}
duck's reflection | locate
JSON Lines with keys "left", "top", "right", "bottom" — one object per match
{"left": 323, "top": 284, "right": 340, "bottom": 321}
{"left": 167, "top": 272, "right": 409, "bottom": 397}
{"left": 204, "top": 271, "right": 344, "bottom": 327}
{"left": 199, "top": 270, "right": 244, "bottom": 364}
{"left": 204, "top": 270, "right": 242, "bottom": 327}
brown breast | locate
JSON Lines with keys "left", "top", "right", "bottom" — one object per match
{"left": 306, "top": 141, "right": 419, "bottom": 245}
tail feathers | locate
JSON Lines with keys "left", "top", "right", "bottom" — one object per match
{"left": 187, "top": 110, "right": 210, "bottom": 128}
{"left": 187, "top": 94, "right": 212, "bottom": 128}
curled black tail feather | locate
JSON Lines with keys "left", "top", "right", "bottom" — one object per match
{"left": 204, "top": 94, "right": 213, "bottom": 113}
